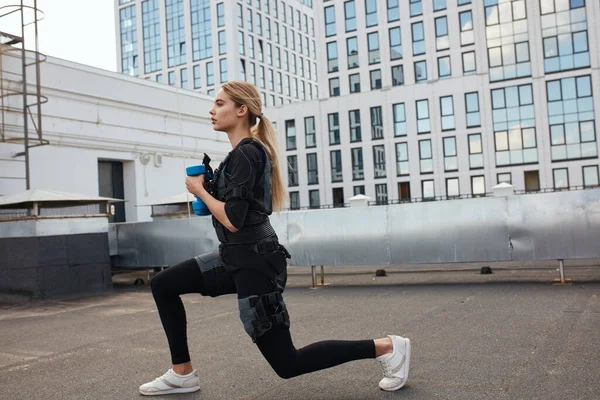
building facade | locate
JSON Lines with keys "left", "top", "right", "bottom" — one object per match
{"left": 0, "top": 53, "right": 228, "bottom": 222}
{"left": 276, "top": 0, "right": 600, "bottom": 208}
{"left": 115, "top": 0, "right": 319, "bottom": 106}
{"left": 114, "top": 0, "right": 600, "bottom": 210}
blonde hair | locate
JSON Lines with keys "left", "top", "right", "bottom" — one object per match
{"left": 221, "top": 80, "right": 287, "bottom": 212}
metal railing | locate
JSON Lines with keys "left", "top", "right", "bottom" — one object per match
{"left": 282, "top": 184, "right": 600, "bottom": 212}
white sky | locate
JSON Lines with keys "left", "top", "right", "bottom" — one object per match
{"left": 1, "top": 0, "right": 116, "bottom": 71}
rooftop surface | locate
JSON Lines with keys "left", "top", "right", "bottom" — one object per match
{"left": 1, "top": 262, "right": 599, "bottom": 400}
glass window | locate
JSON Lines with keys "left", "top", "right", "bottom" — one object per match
{"left": 365, "top": 0, "right": 378, "bottom": 27}
{"left": 435, "top": 17, "right": 449, "bottom": 51}
{"left": 415, "top": 60, "right": 427, "bottom": 82}
{"left": 325, "top": 6, "right": 336, "bottom": 37}
{"left": 180, "top": 67, "right": 187, "bottom": 88}
{"left": 410, "top": 0, "right": 422, "bottom": 17}
{"left": 347, "top": 37, "right": 359, "bottom": 68}
{"left": 349, "top": 110, "right": 361, "bottom": 142}
{"left": 416, "top": 99, "right": 430, "bottom": 133}
{"left": 469, "top": 133, "right": 483, "bottom": 169}
{"left": 471, "top": 176, "right": 485, "bottom": 196}
{"left": 373, "top": 145, "right": 386, "bottom": 178}
{"left": 553, "top": 168, "right": 569, "bottom": 189}
{"left": 206, "top": 61, "right": 214, "bottom": 85}
{"left": 307, "top": 153, "right": 319, "bottom": 184}
{"left": 392, "top": 65, "right": 404, "bottom": 86}
{"left": 393, "top": 142, "right": 408, "bottom": 176}
{"left": 237, "top": 4, "right": 244, "bottom": 27}
{"left": 351, "top": 148, "right": 364, "bottom": 180}
{"left": 375, "top": 183, "right": 388, "bottom": 205}
{"left": 330, "top": 150, "right": 343, "bottom": 182}
{"left": 422, "top": 180, "right": 434, "bottom": 199}
{"left": 393, "top": 103, "right": 406, "bottom": 137}
{"left": 305, "top": 117, "right": 316, "bottom": 148}
{"left": 458, "top": 0, "right": 471, "bottom": 5}
{"left": 371, "top": 106, "right": 383, "bottom": 139}
{"left": 289, "top": 191, "right": 300, "bottom": 210}
{"left": 389, "top": 27, "right": 402, "bottom": 60}
{"left": 368, "top": 32, "right": 380, "bottom": 64}
{"left": 544, "top": 30, "right": 590, "bottom": 73}
{"left": 329, "top": 77, "right": 340, "bottom": 97}
{"left": 433, "top": 0, "right": 446, "bottom": 11}
{"left": 497, "top": 173, "right": 512, "bottom": 185}
{"left": 462, "top": 51, "right": 476, "bottom": 74}
{"left": 459, "top": 11, "right": 474, "bottom": 46}
{"left": 354, "top": 186, "right": 365, "bottom": 196}
{"left": 465, "top": 92, "right": 481, "bottom": 128}
{"left": 141, "top": 0, "right": 161, "bottom": 74}
{"left": 349, "top": 73, "right": 361, "bottom": 93}
{"left": 328, "top": 113, "right": 340, "bottom": 145}
{"left": 120, "top": 6, "right": 138, "bottom": 76}
{"left": 412, "top": 22, "right": 425, "bottom": 56}
{"left": 218, "top": 30, "right": 226, "bottom": 55}
{"left": 287, "top": 155, "right": 299, "bottom": 186}
{"left": 440, "top": 96, "right": 455, "bottom": 131}
{"left": 583, "top": 166, "right": 599, "bottom": 187}
{"left": 547, "top": 76, "right": 596, "bottom": 161}
{"left": 247, "top": 7, "right": 253, "bottom": 31}
{"left": 309, "top": 190, "right": 320, "bottom": 208}
{"left": 344, "top": 1, "right": 356, "bottom": 32}
{"left": 438, "top": 56, "right": 451, "bottom": 79}
{"left": 193, "top": 65, "right": 200, "bottom": 88}
{"left": 238, "top": 31, "right": 245, "bottom": 55}
{"left": 387, "top": 0, "right": 400, "bottom": 22}
{"left": 419, "top": 139, "right": 433, "bottom": 173}
{"left": 327, "top": 41, "right": 338, "bottom": 73}
{"left": 166, "top": 0, "right": 186, "bottom": 66}
{"left": 285, "top": 119, "right": 296, "bottom": 150}
{"left": 370, "top": 69, "right": 382, "bottom": 90}
{"left": 446, "top": 177, "right": 459, "bottom": 197}
{"left": 443, "top": 136, "right": 457, "bottom": 172}
{"left": 216, "top": 3, "right": 225, "bottom": 26}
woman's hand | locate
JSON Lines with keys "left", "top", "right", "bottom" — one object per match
{"left": 186, "top": 174, "right": 205, "bottom": 196}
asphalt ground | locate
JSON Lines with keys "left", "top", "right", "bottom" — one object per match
{"left": 1, "top": 260, "right": 600, "bottom": 400}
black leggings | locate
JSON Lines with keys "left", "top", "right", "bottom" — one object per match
{"left": 150, "top": 253, "right": 375, "bottom": 379}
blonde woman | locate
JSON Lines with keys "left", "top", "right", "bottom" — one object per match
{"left": 139, "top": 81, "right": 410, "bottom": 396}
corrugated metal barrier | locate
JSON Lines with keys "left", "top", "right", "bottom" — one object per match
{"left": 110, "top": 189, "right": 600, "bottom": 273}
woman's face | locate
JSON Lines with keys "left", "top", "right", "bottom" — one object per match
{"left": 209, "top": 89, "right": 246, "bottom": 132}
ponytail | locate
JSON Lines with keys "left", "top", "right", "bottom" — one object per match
{"left": 252, "top": 115, "right": 286, "bottom": 212}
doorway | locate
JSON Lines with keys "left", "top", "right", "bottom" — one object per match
{"left": 332, "top": 187, "right": 344, "bottom": 207}
{"left": 398, "top": 182, "right": 411, "bottom": 202}
{"left": 98, "top": 160, "right": 126, "bottom": 222}
{"left": 524, "top": 170, "right": 540, "bottom": 192}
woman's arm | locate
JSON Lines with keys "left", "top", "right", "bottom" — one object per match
{"left": 186, "top": 175, "right": 239, "bottom": 233}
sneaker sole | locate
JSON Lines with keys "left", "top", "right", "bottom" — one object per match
{"left": 380, "top": 338, "right": 411, "bottom": 392}
{"left": 139, "top": 385, "right": 200, "bottom": 396}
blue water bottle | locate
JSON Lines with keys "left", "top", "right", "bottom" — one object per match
{"left": 186, "top": 154, "right": 213, "bottom": 216}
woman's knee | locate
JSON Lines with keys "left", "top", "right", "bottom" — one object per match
{"left": 150, "top": 268, "right": 168, "bottom": 297}
{"left": 271, "top": 363, "right": 296, "bottom": 379}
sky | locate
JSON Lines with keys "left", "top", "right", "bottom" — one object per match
{"left": 1, "top": 0, "right": 117, "bottom": 72}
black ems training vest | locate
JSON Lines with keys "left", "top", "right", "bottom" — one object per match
{"left": 211, "top": 137, "right": 275, "bottom": 244}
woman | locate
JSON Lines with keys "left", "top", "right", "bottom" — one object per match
{"left": 139, "top": 81, "right": 411, "bottom": 396}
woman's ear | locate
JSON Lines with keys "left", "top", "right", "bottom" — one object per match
{"left": 238, "top": 104, "right": 248, "bottom": 117}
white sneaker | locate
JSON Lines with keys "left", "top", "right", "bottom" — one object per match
{"left": 139, "top": 368, "right": 200, "bottom": 396}
{"left": 376, "top": 335, "right": 411, "bottom": 391}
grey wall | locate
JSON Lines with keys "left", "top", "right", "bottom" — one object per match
{"left": 110, "top": 189, "right": 600, "bottom": 268}
{"left": 0, "top": 233, "right": 112, "bottom": 302}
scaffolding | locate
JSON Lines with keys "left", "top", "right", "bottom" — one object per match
{"left": 0, "top": 0, "right": 48, "bottom": 190}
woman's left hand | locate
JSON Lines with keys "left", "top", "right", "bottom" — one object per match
{"left": 186, "top": 174, "right": 205, "bottom": 196}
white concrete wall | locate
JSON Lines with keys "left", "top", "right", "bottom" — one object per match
{"left": 1, "top": 53, "right": 231, "bottom": 221}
